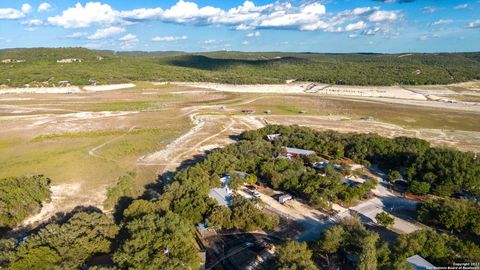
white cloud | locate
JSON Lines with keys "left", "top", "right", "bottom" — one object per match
{"left": 467, "top": 19, "right": 480, "bottom": 28}
{"left": 48, "top": 2, "right": 117, "bottom": 28}
{"left": 0, "top": 8, "right": 25, "bottom": 19}
{"left": 67, "top": 32, "right": 88, "bottom": 38}
{"left": 246, "top": 31, "right": 260, "bottom": 37}
{"left": 45, "top": 0, "right": 399, "bottom": 35}
{"left": 300, "top": 2, "right": 326, "bottom": 15}
{"left": 454, "top": 4, "right": 469, "bottom": 9}
{"left": 21, "top": 4, "right": 32, "bottom": 13}
{"left": 241, "top": 40, "right": 249, "bottom": 45}
{"left": 119, "top": 33, "right": 137, "bottom": 41}
{"left": 88, "top": 26, "right": 125, "bottom": 40}
{"left": 368, "top": 10, "right": 397, "bottom": 22}
{"left": 152, "top": 35, "right": 187, "bottom": 41}
{"left": 22, "top": 19, "right": 43, "bottom": 26}
{"left": 119, "top": 34, "right": 139, "bottom": 49}
{"left": 432, "top": 19, "right": 453, "bottom": 26}
{"left": 345, "top": 21, "right": 366, "bottom": 31}
{"left": 38, "top": 3, "right": 52, "bottom": 12}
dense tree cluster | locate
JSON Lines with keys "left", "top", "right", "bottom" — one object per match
{"left": 0, "top": 175, "right": 51, "bottom": 230}
{"left": 417, "top": 198, "right": 480, "bottom": 236}
{"left": 205, "top": 197, "right": 279, "bottom": 231}
{"left": 1, "top": 48, "right": 480, "bottom": 87}
{"left": 243, "top": 125, "right": 480, "bottom": 197}
{"left": 315, "top": 217, "right": 387, "bottom": 270}
{"left": 5, "top": 211, "right": 119, "bottom": 270}
{"left": 113, "top": 212, "right": 200, "bottom": 270}
{"left": 274, "top": 241, "right": 317, "bottom": 270}
{"left": 312, "top": 217, "right": 480, "bottom": 269}
{"left": 394, "top": 229, "right": 480, "bottom": 266}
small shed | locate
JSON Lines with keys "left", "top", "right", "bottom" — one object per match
{"left": 279, "top": 194, "right": 292, "bottom": 204}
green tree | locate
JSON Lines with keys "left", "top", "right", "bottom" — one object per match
{"left": 275, "top": 241, "right": 317, "bottom": 270}
{"left": 10, "top": 247, "right": 61, "bottom": 270}
{"left": 387, "top": 170, "right": 402, "bottom": 183}
{"left": 12, "top": 211, "right": 118, "bottom": 270}
{"left": 408, "top": 181, "right": 430, "bottom": 196}
{"left": 228, "top": 173, "right": 244, "bottom": 190}
{"left": 375, "top": 212, "right": 395, "bottom": 227}
{"left": 0, "top": 175, "right": 51, "bottom": 229}
{"left": 114, "top": 212, "right": 201, "bottom": 270}
{"left": 206, "top": 205, "right": 232, "bottom": 229}
{"left": 0, "top": 238, "right": 16, "bottom": 268}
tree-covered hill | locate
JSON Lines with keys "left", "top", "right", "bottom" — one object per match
{"left": 1, "top": 48, "right": 479, "bottom": 87}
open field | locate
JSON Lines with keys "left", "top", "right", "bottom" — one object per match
{"left": 1, "top": 81, "right": 480, "bottom": 226}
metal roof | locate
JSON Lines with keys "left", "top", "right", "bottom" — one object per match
{"left": 407, "top": 255, "right": 435, "bottom": 270}
{"left": 284, "top": 147, "right": 315, "bottom": 155}
{"left": 208, "top": 188, "right": 232, "bottom": 207}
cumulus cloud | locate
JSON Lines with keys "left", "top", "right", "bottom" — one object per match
{"left": 345, "top": 21, "right": 366, "bottom": 31}
{"left": 0, "top": 8, "right": 25, "bottom": 19}
{"left": 467, "top": 19, "right": 480, "bottom": 29}
{"left": 45, "top": 1, "right": 400, "bottom": 35}
{"left": 88, "top": 26, "right": 125, "bottom": 40}
{"left": 432, "top": 19, "right": 453, "bottom": 26}
{"left": 21, "top": 19, "right": 43, "bottom": 26}
{"left": 48, "top": 2, "right": 117, "bottom": 28}
{"left": 21, "top": 4, "right": 32, "bottom": 13}
{"left": 152, "top": 35, "right": 187, "bottom": 41}
{"left": 368, "top": 10, "right": 397, "bottom": 22}
{"left": 38, "top": 2, "right": 52, "bottom": 12}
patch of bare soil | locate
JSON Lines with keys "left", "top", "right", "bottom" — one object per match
{"left": 22, "top": 182, "right": 107, "bottom": 226}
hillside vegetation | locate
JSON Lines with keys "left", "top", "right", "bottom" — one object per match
{"left": 1, "top": 48, "right": 479, "bottom": 87}
{"left": 0, "top": 175, "right": 51, "bottom": 231}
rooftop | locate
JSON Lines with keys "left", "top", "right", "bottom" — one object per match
{"left": 284, "top": 147, "right": 315, "bottom": 156}
{"left": 407, "top": 255, "right": 435, "bottom": 270}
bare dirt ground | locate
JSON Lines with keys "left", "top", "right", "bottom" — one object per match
{"left": 168, "top": 82, "right": 427, "bottom": 100}
{"left": 0, "top": 83, "right": 137, "bottom": 94}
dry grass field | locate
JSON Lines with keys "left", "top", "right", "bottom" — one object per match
{"left": 1, "top": 81, "right": 479, "bottom": 224}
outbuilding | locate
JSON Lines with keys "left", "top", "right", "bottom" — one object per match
{"left": 278, "top": 194, "right": 292, "bottom": 204}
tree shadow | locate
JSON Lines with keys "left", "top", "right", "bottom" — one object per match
{"left": 4, "top": 206, "right": 103, "bottom": 240}
{"left": 165, "top": 55, "right": 308, "bottom": 71}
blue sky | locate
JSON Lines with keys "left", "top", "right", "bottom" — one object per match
{"left": 0, "top": 0, "right": 479, "bottom": 53}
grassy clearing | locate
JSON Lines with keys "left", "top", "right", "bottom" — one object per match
{"left": 31, "top": 128, "right": 169, "bottom": 142}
